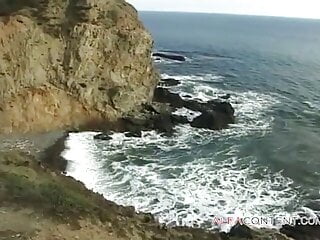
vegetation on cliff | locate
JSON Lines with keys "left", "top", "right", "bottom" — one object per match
{"left": 0, "top": 151, "right": 295, "bottom": 240}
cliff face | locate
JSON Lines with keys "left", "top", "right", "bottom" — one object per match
{"left": 0, "top": 0, "right": 158, "bottom": 134}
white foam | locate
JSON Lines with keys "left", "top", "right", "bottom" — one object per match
{"left": 64, "top": 73, "right": 301, "bottom": 233}
{"left": 153, "top": 57, "right": 192, "bottom": 64}
{"left": 161, "top": 73, "right": 224, "bottom": 82}
{"left": 303, "top": 101, "right": 320, "bottom": 115}
{"left": 173, "top": 108, "right": 202, "bottom": 121}
{"left": 160, "top": 73, "right": 279, "bottom": 138}
{"left": 153, "top": 57, "right": 175, "bottom": 64}
{"left": 170, "top": 83, "right": 279, "bottom": 138}
{"left": 64, "top": 130, "right": 301, "bottom": 232}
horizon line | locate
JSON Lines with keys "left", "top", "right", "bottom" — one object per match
{"left": 137, "top": 10, "right": 320, "bottom": 21}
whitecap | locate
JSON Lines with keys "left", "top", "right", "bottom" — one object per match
{"left": 161, "top": 73, "right": 224, "bottom": 82}
{"left": 64, "top": 73, "right": 303, "bottom": 233}
{"left": 64, "top": 131, "right": 302, "bottom": 232}
{"left": 173, "top": 107, "right": 202, "bottom": 121}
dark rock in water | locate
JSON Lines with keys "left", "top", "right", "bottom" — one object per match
{"left": 125, "top": 131, "right": 142, "bottom": 138}
{"left": 281, "top": 218, "right": 320, "bottom": 240}
{"left": 143, "top": 103, "right": 160, "bottom": 114}
{"left": 229, "top": 223, "right": 253, "bottom": 239}
{"left": 306, "top": 200, "right": 320, "bottom": 211}
{"left": 191, "top": 111, "right": 231, "bottom": 130}
{"left": 182, "top": 94, "right": 193, "bottom": 99}
{"left": 119, "top": 88, "right": 235, "bottom": 135}
{"left": 153, "top": 87, "right": 184, "bottom": 108}
{"left": 153, "top": 87, "right": 235, "bottom": 130}
{"left": 184, "top": 99, "right": 206, "bottom": 112}
{"left": 187, "top": 100, "right": 235, "bottom": 129}
{"left": 220, "top": 94, "right": 231, "bottom": 100}
{"left": 159, "top": 78, "right": 181, "bottom": 87}
{"left": 171, "top": 114, "right": 190, "bottom": 125}
{"left": 207, "top": 101, "right": 235, "bottom": 120}
{"left": 94, "top": 133, "right": 112, "bottom": 141}
{"left": 153, "top": 52, "right": 186, "bottom": 62}
{"left": 121, "top": 108, "right": 178, "bottom": 136}
{"left": 155, "top": 87, "right": 234, "bottom": 113}
{"left": 152, "top": 114, "right": 174, "bottom": 136}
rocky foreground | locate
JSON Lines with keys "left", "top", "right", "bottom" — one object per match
{"left": 2, "top": 150, "right": 316, "bottom": 240}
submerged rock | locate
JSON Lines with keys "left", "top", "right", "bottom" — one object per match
{"left": 171, "top": 114, "right": 190, "bottom": 125}
{"left": 0, "top": 0, "right": 158, "bottom": 134}
{"left": 94, "top": 133, "right": 112, "bottom": 141}
{"left": 220, "top": 94, "right": 231, "bottom": 100}
{"left": 153, "top": 87, "right": 185, "bottom": 107}
{"left": 152, "top": 114, "right": 174, "bottom": 136}
{"left": 281, "top": 218, "right": 320, "bottom": 240}
{"left": 190, "top": 109, "right": 234, "bottom": 130}
{"left": 125, "top": 131, "right": 142, "bottom": 138}
{"left": 159, "top": 78, "right": 181, "bottom": 87}
{"left": 153, "top": 52, "right": 186, "bottom": 61}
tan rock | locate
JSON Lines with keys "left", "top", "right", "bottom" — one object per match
{"left": 0, "top": 0, "right": 159, "bottom": 134}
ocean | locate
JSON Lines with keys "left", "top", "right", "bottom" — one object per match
{"left": 64, "top": 12, "right": 320, "bottom": 231}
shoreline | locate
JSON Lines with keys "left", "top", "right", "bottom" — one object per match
{"left": 1, "top": 132, "right": 319, "bottom": 239}
{"left": 0, "top": 1, "right": 319, "bottom": 239}
{"left": 0, "top": 147, "right": 300, "bottom": 240}
{"left": 1, "top": 96, "right": 318, "bottom": 239}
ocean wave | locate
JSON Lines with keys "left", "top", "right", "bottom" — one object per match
{"left": 63, "top": 73, "right": 303, "bottom": 233}
{"left": 64, "top": 130, "right": 302, "bottom": 232}
{"left": 161, "top": 73, "right": 224, "bottom": 82}
{"left": 173, "top": 108, "right": 202, "bottom": 121}
{"left": 156, "top": 49, "right": 235, "bottom": 60}
{"left": 303, "top": 101, "right": 320, "bottom": 111}
{"left": 169, "top": 82, "right": 280, "bottom": 138}
{"left": 153, "top": 57, "right": 180, "bottom": 64}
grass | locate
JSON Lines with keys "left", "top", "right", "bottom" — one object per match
{"left": 0, "top": 151, "right": 111, "bottom": 224}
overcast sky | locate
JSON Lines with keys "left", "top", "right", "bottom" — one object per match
{"left": 127, "top": 0, "right": 320, "bottom": 19}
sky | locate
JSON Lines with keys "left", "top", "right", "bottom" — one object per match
{"left": 127, "top": 0, "right": 320, "bottom": 19}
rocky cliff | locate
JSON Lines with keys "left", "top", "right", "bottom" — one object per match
{"left": 0, "top": 0, "right": 158, "bottom": 134}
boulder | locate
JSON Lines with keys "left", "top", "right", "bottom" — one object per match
{"left": 171, "top": 114, "right": 190, "bottom": 125}
{"left": 220, "top": 94, "right": 231, "bottom": 100}
{"left": 228, "top": 223, "right": 253, "bottom": 239}
{"left": 152, "top": 114, "right": 174, "bottom": 136}
{"left": 191, "top": 111, "right": 232, "bottom": 130}
{"left": 281, "top": 218, "right": 320, "bottom": 240}
{"left": 152, "top": 52, "right": 186, "bottom": 61}
{"left": 159, "top": 78, "right": 181, "bottom": 87}
{"left": 94, "top": 133, "right": 112, "bottom": 141}
{"left": 125, "top": 131, "right": 142, "bottom": 138}
{"left": 153, "top": 88, "right": 184, "bottom": 108}
{"left": 153, "top": 87, "right": 235, "bottom": 130}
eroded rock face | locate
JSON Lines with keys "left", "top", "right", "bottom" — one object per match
{"left": 0, "top": 0, "right": 159, "bottom": 134}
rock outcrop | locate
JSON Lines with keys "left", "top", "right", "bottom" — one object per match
{"left": 0, "top": 0, "right": 158, "bottom": 134}
{"left": 152, "top": 52, "right": 186, "bottom": 61}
